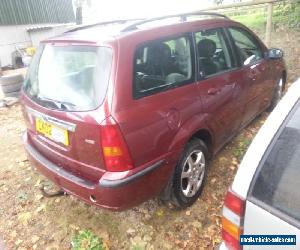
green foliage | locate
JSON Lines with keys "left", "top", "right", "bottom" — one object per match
{"left": 233, "top": 137, "right": 252, "bottom": 160}
{"left": 228, "top": 1, "right": 300, "bottom": 31}
{"left": 130, "top": 245, "right": 144, "bottom": 250}
{"left": 16, "top": 191, "right": 28, "bottom": 201}
{"left": 230, "top": 11, "right": 266, "bottom": 31}
{"left": 273, "top": 1, "right": 300, "bottom": 28}
{"left": 72, "top": 230, "right": 105, "bottom": 250}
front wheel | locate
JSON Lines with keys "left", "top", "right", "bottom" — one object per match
{"left": 170, "top": 138, "right": 208, "bottom": 208}
{"left": 268, "top": 78, "right": 284, "bottom": 112}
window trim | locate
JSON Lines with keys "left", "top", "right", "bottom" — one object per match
{"left": 248, "top": 99, "right": 300, "bottom": 230}
{"left": 226, "top": 26, "right": 265, "bottom": 68}
{"left": 132, "top": 33, "right": 196, "bottom": 100}
{"left": 193, "top": 27, "right": 239, "bottom": 81}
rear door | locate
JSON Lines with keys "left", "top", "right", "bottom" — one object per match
{"left": 194, "top": 28, "right": 244, "bottom": 146}
{"left": 243, "top": 101, "right": 300, "bottom": 249}
{"left": 227, "top": 27, "right": 271, "bottom": 127}
{"left": 115, "top": 33, "right": 201, "bottom": 167}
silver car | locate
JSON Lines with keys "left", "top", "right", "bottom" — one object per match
{"left": 219, "top": 78, "right": 300, "bottom": 250}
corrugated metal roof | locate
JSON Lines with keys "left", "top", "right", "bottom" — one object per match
{"left": 0, "top": 0, "right": 75, "bottom": 25}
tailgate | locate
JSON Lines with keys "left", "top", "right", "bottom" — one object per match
{"left": 20, "top": 43, "right": 114, "bottom": 183}
{"left": 22, "top": 102, "right": 106, "bottom": 183}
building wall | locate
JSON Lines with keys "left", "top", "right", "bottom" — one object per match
{"left": 0, "top": 0, "right": 75, "bottom": 67}
{"left": 0, "top": 24, "right": 72, "bottom": 67}
{"left": 0, "top": 25, "right": 31, "bottom": 67}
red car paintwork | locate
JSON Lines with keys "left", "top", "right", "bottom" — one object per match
{"left": 21, "top": 18, "right": 286, "bottom": 210}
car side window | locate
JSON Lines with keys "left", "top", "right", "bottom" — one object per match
{"left": 195, "top": 28, "right": 235, "bottom": 77}
{"left": 228, "top": 27, "right": 263, "bottom": 66}
{"left": 133, "top": 35, "right": 193, "bottom": 98}
{"left": 250, "top": 102, "right": 300, "bottom": 224}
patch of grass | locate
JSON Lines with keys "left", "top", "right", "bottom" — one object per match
{"left": 131, "top": 245, "right": 144, "bottom": 250}
{"left": 233, "top": 137, "right": 252, "bottom": 160}
{"left": 72, "top": 230, "right": 105, "bottom": 250}
{"left": 230, "top": 11, "right": 266, "bottom": 30}
{"left": 227, "top": 2, "right": 300, "bottom": 31}
{"left": 16, "top": 191, "right": 28, "bottom": 201}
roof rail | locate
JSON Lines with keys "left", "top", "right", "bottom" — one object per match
{"left": 122, "top": 11, "right": 228, "bottom": 32}
{"left": 65, "top": 18, "right": 145, "bottom": 33}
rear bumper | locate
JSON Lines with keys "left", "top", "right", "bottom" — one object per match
{"left": 23, "top": 132, "right": 173, "bottom": 211}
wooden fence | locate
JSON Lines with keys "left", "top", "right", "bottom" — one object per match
{"left": 198, "top": 0, "right": 293, "bottom": 47}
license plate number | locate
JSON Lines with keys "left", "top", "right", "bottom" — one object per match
{"left": 35, "top": 118, "right": 69, "bottom": 146}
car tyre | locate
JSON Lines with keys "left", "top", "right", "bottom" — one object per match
{"left": 0, "top": 74, "right": 24, "bottom": 97}
{"left": 171, "top": 138, "right": 208, "bottom": 209}
{"left": 1, "top": 81, "right": 22, "bottom": 94}
{"left": 0, "top": 74, "right": 24, "bottom": 85}
{"left": 4, "top": 90, "right": 20, "bottom": 98}
{"left": 267, "top": 77, "right": 284, "bottom": 112}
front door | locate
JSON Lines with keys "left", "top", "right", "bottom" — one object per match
{"left": 194, "top": 27, "right": 244, "bottom": 148}
{"left": 227, "top": 27, "right": 270, "bottom": 127}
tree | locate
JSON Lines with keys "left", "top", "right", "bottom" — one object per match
{"left": 213, "top": 0, "right": 223, "bottom": 5}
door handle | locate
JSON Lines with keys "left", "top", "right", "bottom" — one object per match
{"left": 207, "top": 88, "right": 220, "bottom": 95}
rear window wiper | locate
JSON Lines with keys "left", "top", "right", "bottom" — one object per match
{"left": 58, "top": 101, "right": 76, "bottom": 111}
{"left": 36, "top": 96, "right": 75, "bottom": 111}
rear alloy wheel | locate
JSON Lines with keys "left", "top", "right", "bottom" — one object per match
{"left": 171, "top": 139, "right": 208, "bottom": 208}
{"left": 268, "top": 78, "right": 284, "bottom": 112}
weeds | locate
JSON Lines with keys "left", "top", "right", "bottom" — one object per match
{"left": 233, "top": 137, "right": 252, "bottom": 160}
{"left": 72, "top": 230, "right": 105, "bottom": 250}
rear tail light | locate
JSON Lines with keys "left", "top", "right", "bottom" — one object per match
{"left": 100, "top": 117, "right": 133, "bottom": 172}
{"left": 221, "top": 187, "right": 245, "bottom": 250}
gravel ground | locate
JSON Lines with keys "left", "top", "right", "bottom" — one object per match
{"left": 0, "top": 104, "right": 268, "bottom": 250}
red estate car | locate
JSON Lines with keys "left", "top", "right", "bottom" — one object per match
{"left": 21, "top": 12, "right": 286, "bottom": 211}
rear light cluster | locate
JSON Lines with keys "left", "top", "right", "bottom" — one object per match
{"left": 222, "top": 188, "right": 245, "bottom": 250}
{"left": 100, "top": 117, "right": 133, "bottom": 172}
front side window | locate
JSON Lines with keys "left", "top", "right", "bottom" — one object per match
{"left": 133, "top": 35, "right": 193, "bottom": 98}
{"left": 228, "top": 27, "right": 263, "bottom": 66}
{"left": 195, "top": 28, "right": 235, "bottom": 77}
{"left": 250, "top": 101, "right": 300, "bottom": 224}
{"left": 24, "top": 45, "right": 113, "bottom": 111}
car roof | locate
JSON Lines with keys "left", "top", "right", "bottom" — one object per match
{"left": 232, "top": 78, "right": 300, "bottom": 199}
{"left": 43, "top": 14, "right": 238, "bottom": 46}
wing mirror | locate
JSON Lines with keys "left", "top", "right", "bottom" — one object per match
{"left": 267, "top": 48, "right": 283, "bottom": 59}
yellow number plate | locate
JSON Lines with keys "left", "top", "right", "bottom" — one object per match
{"left": 35, "top": 118, "right": 69, "bottom": 146}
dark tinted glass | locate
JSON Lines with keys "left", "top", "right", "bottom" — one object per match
{"left": 251, "top": 102, "right": 300, "bottom": 222}
{"left": 195, "top": 28, "right": 235, "bottom": 76}
{"left": 133, "top": 35, "right": 193, "bottom": 98}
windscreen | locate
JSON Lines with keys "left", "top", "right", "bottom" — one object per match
{"left": 24, "top": 44, "right": 113, "bottom": 111}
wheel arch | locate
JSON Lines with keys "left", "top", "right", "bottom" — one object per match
{"left": 162, "top": 116, "right": 215, "bottom": 201}
{"left": 189, "top": 129, "right": 213, "bottom": 159}
{"left": 167, "top": 114, "right": 215, "bottom": 157}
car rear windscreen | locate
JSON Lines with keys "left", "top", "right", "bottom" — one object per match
{"left": 24, "top": 44, "right": 113, "bottom": 111}
{"left": 250, "top": 101, "right": 300, "bottom": 223}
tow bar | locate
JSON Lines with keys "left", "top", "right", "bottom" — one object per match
{"left": 39, "top": 184, "right": 66, "bottom": 198}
